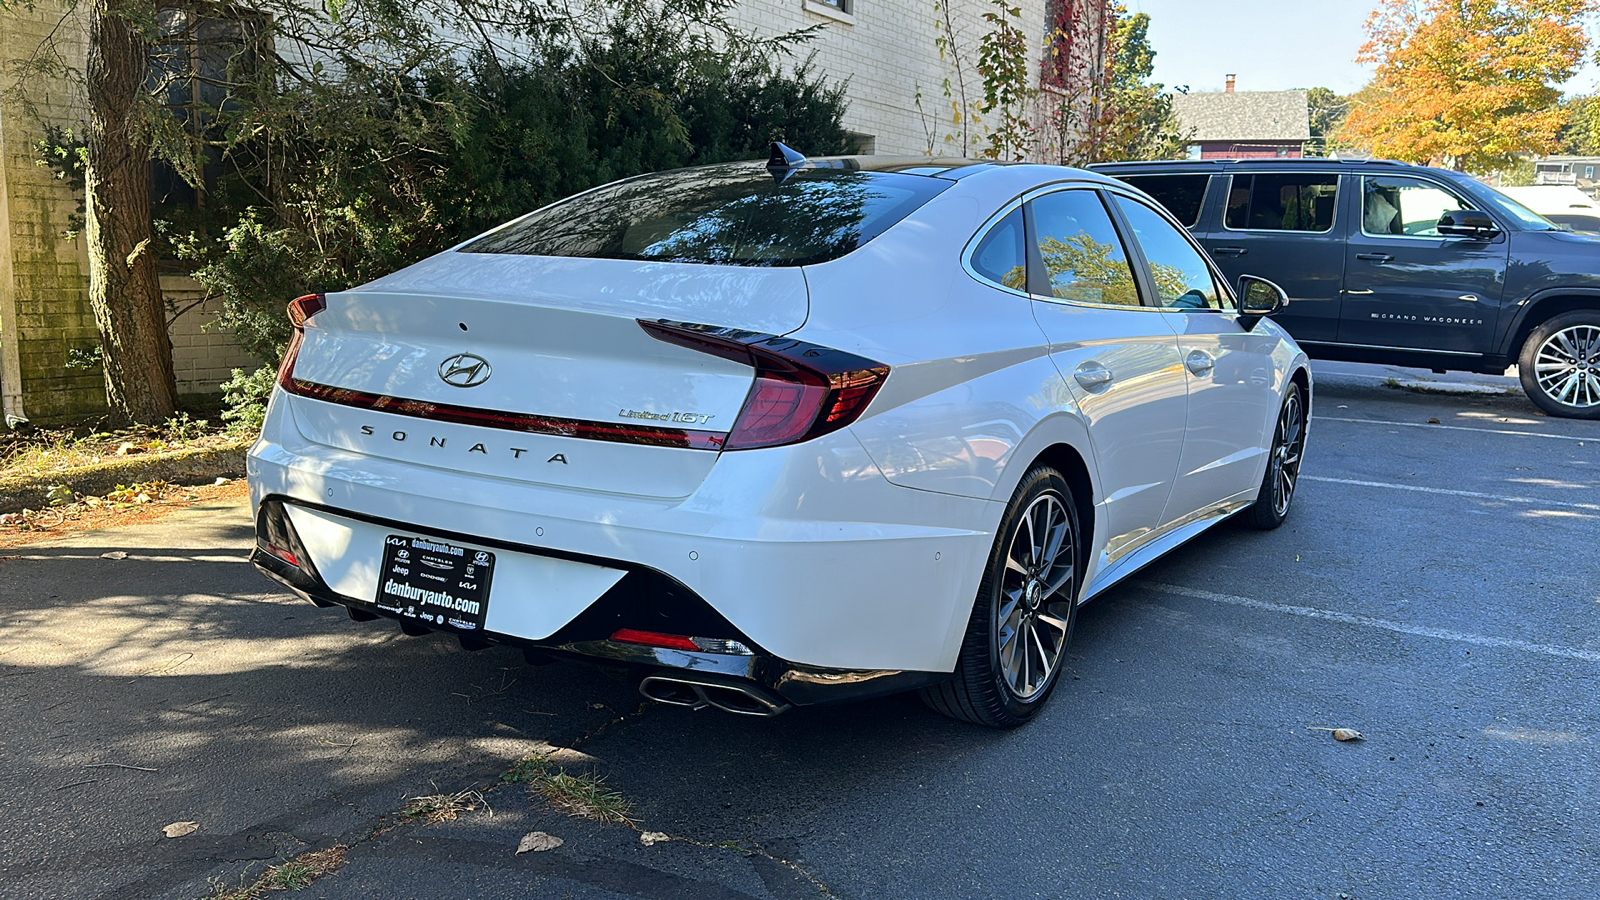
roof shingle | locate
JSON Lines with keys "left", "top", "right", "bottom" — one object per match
{"left": 1172, "top": 90, "right": 1310, "bottom": 142}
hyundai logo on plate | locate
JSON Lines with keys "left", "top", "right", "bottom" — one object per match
{"left": 438, "top": 353, "right": 492, "bottom": 388}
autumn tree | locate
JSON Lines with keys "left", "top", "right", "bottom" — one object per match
{"left": 1343, "top": 0, "right": 1595, "bottom": 171}
{"left": 1041, "top": 2, "right": 1186, "bottom": 165}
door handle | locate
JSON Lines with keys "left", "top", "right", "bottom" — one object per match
{"left": 1210, "top": 246, "right": 1248, "bottom": 256}
{"left": 1356, "top": 252, "right": 1393, "bottom": 262}
{"left": 1073, "top": 362, "right": 1114, "bottom": 391}
{"left": 1184, "top": 350, "right": 1215, "bottom": 376}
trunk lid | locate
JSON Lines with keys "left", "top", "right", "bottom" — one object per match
{"left": 283, "top": 253, "right": 808, "bottom": 498}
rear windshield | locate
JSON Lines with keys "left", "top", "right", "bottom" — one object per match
{"left": 460, "top": 162, "right": 951, "bottom": 266}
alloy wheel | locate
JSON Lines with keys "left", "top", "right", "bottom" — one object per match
{"left": 1270, "top": 388, "right": 1306, "bottom": 517}
{"left": 1533, "top": 324, "right": 1600, "bottom": 410}
{"left": 994, "top": 491, "right": 1076, "bottom": 701}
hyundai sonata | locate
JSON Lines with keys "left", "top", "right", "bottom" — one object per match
{"left": 249, "top": 145, "right": 1310, "bottom": 728}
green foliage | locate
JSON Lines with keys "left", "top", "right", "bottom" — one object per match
{"left": 1047, "top": 3, "right": 1188, "bottom": 165}
{"left": 33, "top": 125, "right": 87, "bottom": 237}
{"left": 220, "top": 367, "right": 277, "bottom": 434}
{"left": 975, "top": 0, "right": 1035, "bottom": 160}
{"left": 1305, "top": 86, "right": 1351, "bottom": 156}
{"left": 176, "top": 3, "right": 852, "bottom": 363}
{"left": 1559, "top": 94, "right": 1600, "bottom": 155}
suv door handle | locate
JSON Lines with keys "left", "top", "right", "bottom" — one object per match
{"left": 1073, "top": 362, "right": 1114, "bottom": 391}
{"left": 1210, "top": 246, "right": 1248, "bottom": 256}
{"left": 1356, "top": 252, "right": 1393, "bottom": 262}
{"left": 1184, "top": 350, "right": 1215, "bottom": 376}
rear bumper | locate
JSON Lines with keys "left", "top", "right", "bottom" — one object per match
{"left": 248, "top": 503, "right": 943, "bottom": 709}
{"left": 249, "top": 396, "right": 1000, "bottom": 674}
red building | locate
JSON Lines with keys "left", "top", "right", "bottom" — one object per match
{"left": 1171, "top": 77, "right": 1310, "bottom": 159}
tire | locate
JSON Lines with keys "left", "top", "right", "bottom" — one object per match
{"left": 1518, "top": 311, "right": 1600, "bottom": 419}
{"left": 921, "top": 466, "right": 1080, "bottom": 728}
{"left": 1242, "top": 380, "right": 1306, "bottom": 531}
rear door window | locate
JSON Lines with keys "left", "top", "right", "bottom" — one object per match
{"left": 1224, "top": 174, "right": 1338, "bottom": 232}
{"left": 461, "top": 163, "right": 951, "bottom": 267}
{"left": 1029, "top": 189, "right": 1141, "bottom": 307}
{"left": 1117, "top": 174, "right": 1210, "bottom": 228}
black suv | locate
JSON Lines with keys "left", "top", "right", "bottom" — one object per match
{"left": 1092, "top": 158, "right": 1600, "bottom": 418}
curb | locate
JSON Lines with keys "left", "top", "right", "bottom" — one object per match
{"left": 0, "top": 442, "right": 251, "bottom": 514}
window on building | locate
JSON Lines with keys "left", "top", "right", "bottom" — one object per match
{"left": 1224, "top": 173, "right": 1338, "bottom": 232}
{"left": 148, "top": 2, "right": 268, "bottom": 209}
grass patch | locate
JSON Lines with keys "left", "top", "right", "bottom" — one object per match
{"left": 536, "top": 771, "right": 634, "bottom": 824}
{"left": 0, "top": 415, "right": 243, "bottom": 482}
{"left": 401, "top": 789, "right": 486, "bottom": 824}
{"left": 499, "top": 753, "right": 634, "bottom": 824}
{"left": 499, "top": 754, "right": 550, "bottom": 784}
{"left": 206, "top": 846, "right": 346, "bottom": 898}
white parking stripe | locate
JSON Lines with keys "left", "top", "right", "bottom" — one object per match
{"left": 1313, "top": 416, "right": 1593, "bottom": 443}
{"left": 1140, "top": 582, "right": 1600, "bottom": 663}
{"left": 1303, "top": 475, "right": 1600, "bottom": 512}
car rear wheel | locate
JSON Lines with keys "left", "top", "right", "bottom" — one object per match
{"left": 922, "top": 466, "right": 1079, "bottom": 728}
{"left": 1242, "top": 380, "right": 1306, "bottom": 531}
{"left": 1519, "top": 311, "right": 1600, "bottom": 419}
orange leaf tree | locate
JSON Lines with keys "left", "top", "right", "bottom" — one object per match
{"left": 1343, "top": 0, "right": 1595, "bottom": 171}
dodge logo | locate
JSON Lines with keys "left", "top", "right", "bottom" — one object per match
{"left": 438, "top": 353, "right": 492, "bottom": 388}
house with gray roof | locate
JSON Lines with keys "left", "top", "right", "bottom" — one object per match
{"left": 1172, "top": 78, "right": 1310, "bottom": 159}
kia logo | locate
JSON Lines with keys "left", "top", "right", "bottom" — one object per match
{"left": 438, "top": 353, "right": 492, "bottom": 388}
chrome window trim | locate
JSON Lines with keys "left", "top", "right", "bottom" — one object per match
{"left": 1219, "top": 172, "right": 1341, "bottom": 235}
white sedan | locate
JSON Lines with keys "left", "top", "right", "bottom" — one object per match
{"left": 248, "top": 146, "right": 1310, "bottom": 728}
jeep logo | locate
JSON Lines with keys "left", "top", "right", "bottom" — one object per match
{"left": 438, "top": 353, "right": 492, "bottom": 388}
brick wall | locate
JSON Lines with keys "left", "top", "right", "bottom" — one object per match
{"left": 726, "top": 0, "right": 1051, "bottom": 158}
{"left": 163, "top": 276, "right": 269, "bottom": 393}
{"left": 0, "top": 0, "right": 105, "bottom": 423}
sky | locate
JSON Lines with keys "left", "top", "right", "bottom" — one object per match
{"left": 1126, "top": 0, "right": 1600, "bottom": 96}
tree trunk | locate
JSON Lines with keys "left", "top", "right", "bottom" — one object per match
{"left": 85, "top": 0, "right": 177, "bottom": 425}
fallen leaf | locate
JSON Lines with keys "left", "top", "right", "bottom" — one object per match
{"left": 1427, "top": 417, "right": 1441, "bottom": 424}
{"left": 100, "top": 551, "right": 127, "bottom": 560}
{"left": 1332, "top": 728, "right": 1364, "bottom": 742}
{"left": 640, "top": 831, "right": 671, "bottom": 846}
{"left": 516, "top": 831, "right": 563, "bottom": 854}
{"left": 162, "top": 821, "right": 198, "bottom": 838}
{"left": 214, "top": 477, "right": 230, "bottom": 485}
{"left": 116, "top": 441, "right": 136, "bottom": 456}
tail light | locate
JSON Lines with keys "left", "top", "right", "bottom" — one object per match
{"left": 277, "top": 294, "right": 327, "bottom": 388}
{"left": 639, "top": 320, "right": 889, "bottom": 450}
{"left": 611, "top": 628, "right": 753, "bottom": 655}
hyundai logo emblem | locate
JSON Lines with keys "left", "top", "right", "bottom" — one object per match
{"left": 438, "top": 353, "right": 492, "bottom": 388}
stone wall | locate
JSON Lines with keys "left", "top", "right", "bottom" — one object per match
{"left": 163, "top": 276, "right": 268, "bottom": 394}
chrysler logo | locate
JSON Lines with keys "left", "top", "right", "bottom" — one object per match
{"left": 438, "top": 353, "right": 492, "bottom": 388}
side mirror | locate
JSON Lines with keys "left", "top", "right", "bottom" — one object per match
{"left": 1436, "top": 209, "right": 1500, "bottom": 239}
{"left": 1237, "top": 275, "right": 1286, "bottom": 331}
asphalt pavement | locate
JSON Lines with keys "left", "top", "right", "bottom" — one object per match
{"left": 1, "top": 361, "right": 1597, "bottom": 900}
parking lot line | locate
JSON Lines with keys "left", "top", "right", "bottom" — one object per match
{"left": 1302, "top": 475, "right": 1600, "bottom": 513}
{"left": 1140, "top": 582, "right": 1600, "bottom": 664}
{"left": 1312, "top": 416, "right": 1593, "bottom": 443}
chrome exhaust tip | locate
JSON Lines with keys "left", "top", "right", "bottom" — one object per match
{"left": 639, "top": 675, "right": 791, "bottom": 717}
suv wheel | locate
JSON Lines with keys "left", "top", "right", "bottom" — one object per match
{"left": 1519, "top": 311, "right": 1600, "bottom": 419}
{"left": 921, "top": 466, "right": 1079, "bottom": 728}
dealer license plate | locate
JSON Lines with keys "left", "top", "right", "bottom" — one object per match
{"left": 374, "top": 534, "right": 494, "bottom": 632}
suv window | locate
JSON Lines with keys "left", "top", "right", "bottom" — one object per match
{"left": 1030, "top": 190, "right": 1140, "bottom": 306}
{"left": 461, "top": 163, "right": 951, "bottom": 266}
{"left": 969, "top": 206, "right": 1027, "bottom": 291}
{"left": 1362, "top": 175, "right": 1471, "bottom": 237}
{"left": 1225, "top": 174, "right": 1338, "bottom": 232}
{"left": 1112, "top": 195, "right": 1226, "bottom": 310}
{"left": 1118, "top": 174, "right": 1209, "bottom": 228}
